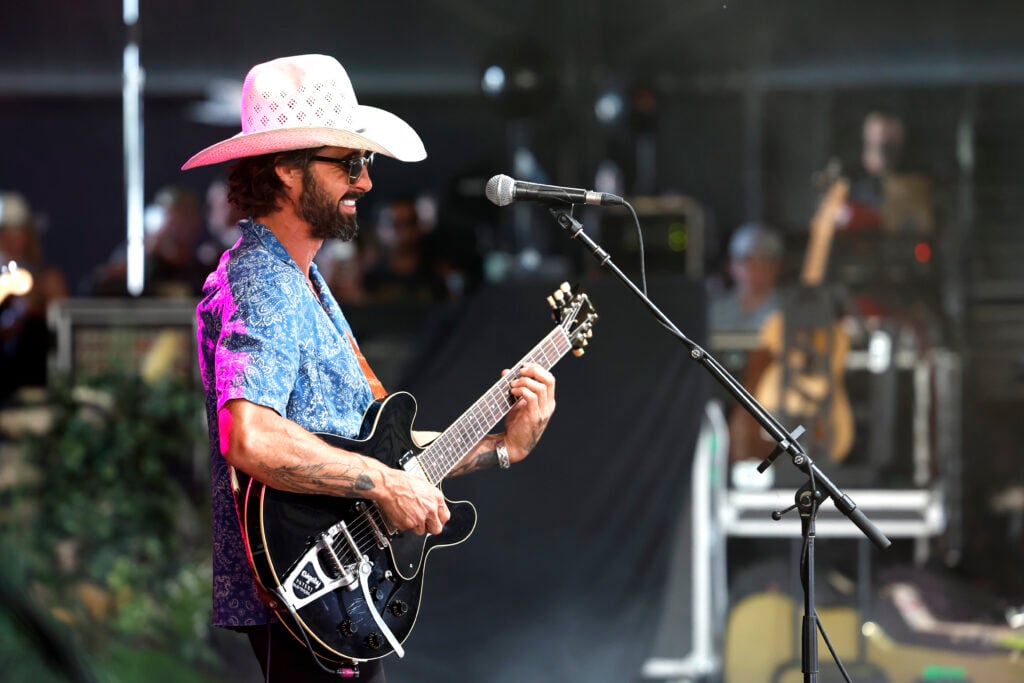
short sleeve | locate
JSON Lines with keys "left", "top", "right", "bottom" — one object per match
{"left": 207, "top": 261, "right": 305, "bottom": 415}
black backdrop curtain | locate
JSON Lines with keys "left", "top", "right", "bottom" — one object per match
{"left": 385, "top": 274, "right": 709, "bottom": 683}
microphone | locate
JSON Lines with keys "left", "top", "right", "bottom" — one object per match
{"left": 485, "top": 174, "right": 625, "bottom": 207}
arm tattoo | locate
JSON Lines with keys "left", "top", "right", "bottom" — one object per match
{"left": 450, "top": 449, "right": 499, "bottom": 477}
{"left": 264, "top": 462, "right": 376, "bottom": 497}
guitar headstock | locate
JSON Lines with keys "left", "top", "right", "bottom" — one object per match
{"left": 547, "top": 282, "right": 598, "bottom": 357}
{"left": 0, "top": 260, "right": 33, "bottom": 305}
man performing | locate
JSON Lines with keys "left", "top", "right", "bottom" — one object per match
{"left": 183, "top": 54, "right": 557, "bottom": 681}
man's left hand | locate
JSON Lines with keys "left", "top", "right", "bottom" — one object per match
{"left": 502, "top": 363, "right": 556, "bottom": 464}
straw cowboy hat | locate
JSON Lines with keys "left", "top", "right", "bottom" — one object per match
{"left": 182, "top": 54, "right": 426, "bottom": 170}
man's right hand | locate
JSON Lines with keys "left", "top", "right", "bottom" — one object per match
{"left": 218, "top": 399, "right": 450, "bottom": 534}
{"left": 372, "top": 468, "right": 450, "bottom": 536}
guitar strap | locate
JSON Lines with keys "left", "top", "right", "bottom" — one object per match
{"left": 346, "top": 331, "right": 388, "bottom": 400}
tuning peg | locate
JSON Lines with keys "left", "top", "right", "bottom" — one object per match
{"left": 572, "top": 348, "right": 585, "bottom": 357}
{"left": 560, "top": 282, "right": 572, "bottom": 294}
{"left": 585, "top": 329, "right": 593, "bottom": 338}
{"left": 553, "top": 289, "right": 565, "bottom": 302}
{"left": 547, "top": 295, "right": 557, "bottom": 309}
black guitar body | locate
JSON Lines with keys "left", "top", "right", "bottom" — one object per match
{"left": 235, "top": 285, "right": 597, "bottom": 664}
{"left": 240, "top": 392, "right": 478, "bottom": 662}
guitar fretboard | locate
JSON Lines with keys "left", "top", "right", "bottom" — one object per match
{"left": 419, "top": 326, "right": 572, "bottom": 484}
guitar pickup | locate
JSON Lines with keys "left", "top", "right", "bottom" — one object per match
{"left": 354, "top": 501, "right": 390, "bottom": 549}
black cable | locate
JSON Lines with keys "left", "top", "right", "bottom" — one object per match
{"left": 623, "top": 201, "right": 649, "bottom": 296}
{"left": 277, "top": 597, "right": 360, "bottom": 678}
{"left": 815, "top": 612, "right": 853, "bottom": 683}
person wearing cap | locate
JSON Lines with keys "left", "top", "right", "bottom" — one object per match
{"left": 185, "top": 55, "right": 556, "bottom": 681}
{"left": 709, "top": 222, "right": 784, "bottom": 334}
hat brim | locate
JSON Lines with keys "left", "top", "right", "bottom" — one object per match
{"left": 181, "top": 105, "right": 425, "bottom": 170}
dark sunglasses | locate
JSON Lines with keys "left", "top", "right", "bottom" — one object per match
{"left": 310, "top": 152, "right": 375, "bottom": 184}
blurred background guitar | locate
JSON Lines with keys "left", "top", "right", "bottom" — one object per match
{"left": 730, "top": 167, "right": 854, "bottom": 464}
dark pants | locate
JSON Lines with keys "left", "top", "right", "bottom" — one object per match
{"left": 245, "top": 622, "right": 386, "bottom": 682}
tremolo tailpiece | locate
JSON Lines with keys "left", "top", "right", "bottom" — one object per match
{"left": 274, "top": 516, "right": 405, "bottom": 658}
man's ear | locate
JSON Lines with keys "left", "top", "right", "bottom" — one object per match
{"left": 274, "top": 160, "right": 302, "bottom": 188}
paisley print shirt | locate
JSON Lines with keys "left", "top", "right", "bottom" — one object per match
{"left": 196, "top": 219, "right": 375, "bottom": 627}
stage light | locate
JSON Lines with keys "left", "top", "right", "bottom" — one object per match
{"left": 481, "top": 65, "right": 506, "bottom": 96}
{"left": 668, "top": 222, "right": 688, "bottom": 252}
{"left": 594, "top": 91, "right": 624, "bottom": 125}
{"left": 480, "top": 39, "right": 557, "bottom": 117}
{"left": 914, "top": 241, "right": 932, "bottom": 263}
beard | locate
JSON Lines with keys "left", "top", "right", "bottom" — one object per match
{"left": 297, "top": 167, "right": 360, "bottom": 242}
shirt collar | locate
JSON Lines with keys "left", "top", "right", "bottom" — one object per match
{"left": 240, "top": 219, "right": 295, "bottom": 267}
{"left": 240, "top": 217, "right": 327, "bottom": 289}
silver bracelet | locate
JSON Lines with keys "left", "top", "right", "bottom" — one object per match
{"left": 495, "top": 441, "right": 510, "bottom": 469}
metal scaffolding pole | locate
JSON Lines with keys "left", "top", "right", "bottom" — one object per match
{"left": 123, "top": 0, "right": 145, "bottom": 296}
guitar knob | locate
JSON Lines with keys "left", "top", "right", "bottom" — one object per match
{"left": 338, "top": 619, "right": 358, "bottom": 637}
{"left": 389, "top": 600, "right": 409, "bottom": 617}
{"left": 365, "top": 633, "right": 381, "bottom": 650}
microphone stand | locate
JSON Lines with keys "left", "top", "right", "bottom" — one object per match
{"left": 548, "top": 208, "right": 891, "bottom": 683}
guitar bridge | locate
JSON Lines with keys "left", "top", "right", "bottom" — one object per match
{"left": 276, "top": 520, "right": 361, "bottom": 610}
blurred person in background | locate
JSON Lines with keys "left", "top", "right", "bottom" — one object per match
{"left": 197, "top": 178, "right": 247, "bottom": 269}
{"left": 0, "top": 191, "right": 68, "bottom": 402}
{"left": 362, "top": 196, "right": 440, "bottom": 303}
{"left": 846, "top": 109, "right": 906, "bottom": 221}
{"left": 316, "top": 238, "right": 369, "bottom": 305}
{"left": 81, "top": 185, "right": 208, "bottom": 298}
{"left": 709, "top": 221, "right": 784, "bottom": 334}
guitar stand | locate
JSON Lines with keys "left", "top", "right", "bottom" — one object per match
{"left": 548, "top": 207, "right": 893, "bottom": 683}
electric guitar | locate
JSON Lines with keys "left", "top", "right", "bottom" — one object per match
{"left": 0, "top": 261, "right": 33, "bottom": 305}
{"left": 236, "top": 283, "right": 598, "bottom": 664}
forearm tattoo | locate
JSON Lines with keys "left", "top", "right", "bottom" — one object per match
{"left": 264, "top": 461, "right": 376, "bottom": 496}
{"left": 450, "top": 449, "right": 499, "bottom": 477}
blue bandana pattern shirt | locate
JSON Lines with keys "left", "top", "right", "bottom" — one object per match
{"left": 196, "top": 219, "right": 375, "bottom": 627}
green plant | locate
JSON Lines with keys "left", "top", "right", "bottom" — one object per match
{"left": 1, "top": 372, "right": 223, "bottom": 681}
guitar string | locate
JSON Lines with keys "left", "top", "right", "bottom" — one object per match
{"left": 321, "top": 330, "right": 574, "bottom": 568}
{"left": 323, "top": 382, "right": 531, "bottom": 564}
{"left": 423, "top": 333, "right": 569, "bottom": 481}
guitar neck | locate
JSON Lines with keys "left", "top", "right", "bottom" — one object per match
{"left": 418, "top": 325, "right": 572, "bottom": 483}
{"left": 800, "top": 178, "right": 849, "bottom": 287}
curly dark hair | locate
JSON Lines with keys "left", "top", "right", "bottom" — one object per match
{"left": 226, "top": 148, "right": 318, "bottom": 217}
